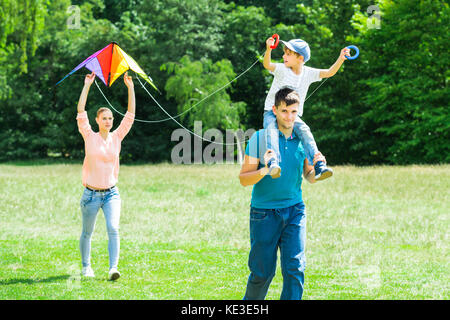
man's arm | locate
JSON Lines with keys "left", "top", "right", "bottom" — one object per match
{"left": 319, "top": 47, "right": 350, "bottom": 78}
{"left": 303, "top": 158, "right": 316, "bottom": 184}
{"left": 303, "top": 152, "right": 327, "bottom": 183}
{"left": 239, "top": 149, "right": 276, "bottom": 186}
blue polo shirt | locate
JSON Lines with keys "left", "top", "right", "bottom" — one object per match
{"left": 245, "top": 129, "right": 306, "bottom": 209}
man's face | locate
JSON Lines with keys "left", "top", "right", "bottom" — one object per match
{"left": 272, "top": 101, "right": 299, "bottom": 130}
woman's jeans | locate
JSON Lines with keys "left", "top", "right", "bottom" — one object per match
{"left": 263, "top": 110, "right": 318, "bottom": 165}
{"left": 244, "top": 203, "right": 307, "bottom": 300}
{"left": 79, "top": 186, "right": 121, "bottom": 270}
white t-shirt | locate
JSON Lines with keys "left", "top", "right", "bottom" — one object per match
{"left": 264, "top": 63, "right": 322, "bottom": 116}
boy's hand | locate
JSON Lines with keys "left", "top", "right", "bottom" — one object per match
{"left": 266, "top": 37, "right": 275, "bottom": 50}
{"left": 124, "top": 71, "right": 134, "bottom": 89}
{"left": 339, "top": 47, "right": 351, "bottom": 61}
{"left": 84, "top": 72, "right": 95, "bottom": 86}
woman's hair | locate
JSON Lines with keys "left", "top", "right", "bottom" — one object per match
{"left": 96, "top": 107, "right": 112, "bottom": 118}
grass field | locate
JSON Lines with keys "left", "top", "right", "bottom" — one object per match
{"left": 0, "top": 162, "right": 448, "bottom": 300}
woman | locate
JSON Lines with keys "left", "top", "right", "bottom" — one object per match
{"left": 76, "top": 71, "right": 135, "bottom": 280}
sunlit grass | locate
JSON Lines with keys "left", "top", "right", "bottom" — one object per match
{"left": 0, "top": 163, "right": 448, "bottom": 299}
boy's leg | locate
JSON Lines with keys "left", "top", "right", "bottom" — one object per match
{"left": 293, "top": 117, "right": 318, "bottom": 164}
{"left": 263, "top": 111, "right": 281, "bottom": 178}
{"left": 293, "top": 117, "right": 333, "bottom": 181}
{"left": 244, "top": 208, "right": 282, "bottom": 300}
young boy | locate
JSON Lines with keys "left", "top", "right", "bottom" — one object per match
{"left": 263, "top": 36, "right": 350, "bottom": 180}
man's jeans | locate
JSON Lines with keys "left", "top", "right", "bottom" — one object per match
{"left": 244, "top": 203, "right": 307, "bottom": 300}
{"left": 79, "top": 186, "right": 121, "bottom": 270}
{"left": 263, "top": 110, "right": 318, "bottom": 165}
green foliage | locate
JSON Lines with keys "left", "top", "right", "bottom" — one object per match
{"left": 0, "top": 0, "right": 448, "bottom": 164}
{"left": 0, "top": 0, "right": 47, "bottom": 99}
{"left": 355, "top": 0, "right": 450, "bottom": 163}
{"left": 163, "top": 55, "right": 246, "bottom": 130}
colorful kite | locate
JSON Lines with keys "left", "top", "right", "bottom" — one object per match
{"left": 56, "top": 42, "right": 157, "bottom": 90}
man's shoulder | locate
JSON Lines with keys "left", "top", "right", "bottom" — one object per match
{"left": 246, "top": 129, "right": 267, "bottom": 158}
{"left": 248, "top": 129, "right": 265, "bottom": 145}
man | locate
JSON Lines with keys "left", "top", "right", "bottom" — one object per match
{"left": 239, "top": 87, "right": 327, "bottom": 300}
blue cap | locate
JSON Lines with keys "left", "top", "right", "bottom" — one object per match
{"left": 281, "top": 39, "right": 310, "bottom": 63}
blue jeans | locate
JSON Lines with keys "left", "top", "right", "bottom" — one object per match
{"left": 79, "top": 186, "right": 121, "bottom": 270}
{"left": 263, "top": 110, "right": 318, "bottom": 165}
{"left": 244, "top": 203, "right": 307, "bottom": 300}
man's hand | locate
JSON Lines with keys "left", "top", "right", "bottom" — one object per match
{"left": 263, "top": 149, "right": 276, "bottom": 168}
{"left": 313, "top": 152, "right": 327, "bottom": 166}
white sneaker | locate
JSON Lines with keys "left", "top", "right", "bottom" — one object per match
{"left": 108, "top": 268, "right": 120, "bottom": 281}
{"left": 81, "top": 266, "right": 95, "bottom": 277}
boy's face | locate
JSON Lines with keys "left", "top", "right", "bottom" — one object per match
{"left": 283, "top": 47, "right": 303, "bottom": 68}
{"left": 273, "top": 101, "right": 299, "bottom": 130}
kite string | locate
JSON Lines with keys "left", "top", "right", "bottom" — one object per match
{"left": 94, "top": 48, "right": 328, "bottom": 145}
{"left": 136, "top": 76, "right": 247, "bottom": 146}
{"left": 96, "top": 53, "right": 262, "bottom": 124}
{"left": 96, "top": 50, "right": 325, "bottom": 124}
{"left": 96, "top": 78, "right": 247, "bottom": 146}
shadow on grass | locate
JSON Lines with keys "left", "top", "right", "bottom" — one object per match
{"left": 0, "top": 275, "right": 71, "bottom": 285}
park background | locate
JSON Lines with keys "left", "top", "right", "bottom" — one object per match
{"left": 0, "top": 0, "right": 449, "bottom": 300}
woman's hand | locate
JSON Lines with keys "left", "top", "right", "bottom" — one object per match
{"left": 124, "top": 71, "right": 134, "bottom": 89}
{"left": 84, "top": 72, "right": 95, "bottom": 87}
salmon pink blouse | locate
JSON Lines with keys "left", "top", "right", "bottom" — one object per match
{"left": 76, "top": 111, "right": 134, "bottom": 189}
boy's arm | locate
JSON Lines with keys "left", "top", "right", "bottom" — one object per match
{"left": 319, "top": 47, "right": 350, "bottom": 78}
{"left": 263, "top": 37, "right": 276, "bottom": 73}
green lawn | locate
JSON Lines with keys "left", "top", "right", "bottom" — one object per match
{"left": 0, "top": 163, "right": 448, "bottom": 299}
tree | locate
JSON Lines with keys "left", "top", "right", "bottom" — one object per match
{"left": 353, "top": 0, "right": 449, "bottom": 163}
{"left": 163, "top": 55, "right": 247, "bottom": 163}
{"left": 0, "top": 0, "right": 47, "bottom": 99}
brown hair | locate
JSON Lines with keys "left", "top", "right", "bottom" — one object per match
{"left": 96, "top": 107, "right": 112, "bottom": 118}
{"left": 283, "top": 46, "right": 301, "bottom": 58}
{"left": 274, "top": 87, "right": 300, "bottom": 107}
